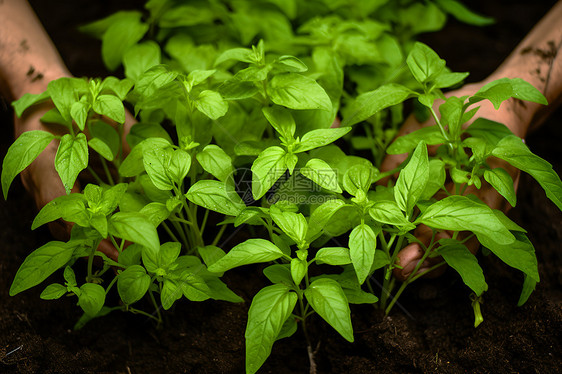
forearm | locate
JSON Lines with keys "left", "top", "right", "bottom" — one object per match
{"left": 490, "top": 0, "right": 562, "bottom": 132}
{"left": 0, "top": 0, "right": 70, "bottom": 101}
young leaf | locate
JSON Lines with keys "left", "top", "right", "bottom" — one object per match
{"left": 117, "top": 265, "right": 151, "bottom": 304}
{"left": 267, "top": 73, "right": 332, "bottom": 111}
{"left": 109, "top": 212, "right": 160, "bottom": 255}
{"left": 437, "top": 242, "right": 488, "bottom": 296}
{"left": 251, "top": 146, "right": 287, "bottom": 200}
{"left": 186, "top": 180, "right": 245, "bottom": 216}
{"left": 263, "top": 264, "right": 293, "bottom": 286}
{"left": 2, "top": 130, "right": 54, "bottom": 199}
{"left": 492, "top": 135, "right": 562, "bottom": 210}
{"left": 420, "top": 159, "right": 446, "bottom": 200}
{"left": 294, "top": 127, "right": 351, "bottom": 153}
{"left": 245, "top": 284, "right": 297, "bottom": 374}
{"left": 343, "top": 163, "right": 373, "bottom": 196}
{"left": 207, "top": 239, "right": 285, "bottom": 273}
{"left": 92, "top": 94, "right": 125, "bottom": 124}
{"left": 143, "top": 147, "right": 175, "bottom": 190}
{"left": 88, "top": 120, "right": 120, "bottom": 161}
{"left": 343, "top": 83, "right": 414, "bottom": 126}
{"left": 417, "top": 195, "right": 514, "bottom": 244}
{"left": 40, "top": 283, "right": 68, "bottom": 300}
{"left": 32, "top": 194, "right": 89, "bottom": 229}
{"left": 349, "top": 224, "right": 377, "bottom": 284}
{"left": 55, "top": 133, "right": 89, "bottom": 194}
{"left": 262, "top": 106, "right": 296, "bottom": 139}
{"left": 406, "top": 42, "right": 446, "bottom": 84}
{"left": 78, "top": 283, "right": 106, "bottom": 317}
{"left": 270, "top": 205, "right": 307, "bottom": 246}
{"left": 395, "top": 141, "right": 429, "bottom": 216}
{"left": 195, "top": 145, "right": 234, "bottom": 182}
{"left": 484, "top": 168, "right": 517, "bottom": 207}
{"left": 48, "top": 78, "right": 86, "bottom": 122}
{"left": 464, "top": 118, "right": 514, "bottom": 146}
{"left": 198, "top": 245, "right": 226, "bottom": 269}
{"left": 306, "top": 198, "right": 347, "bottom": 241}
{"left": 305, "top": 278, "right": 354, "bottom": 342}
{"left": 290, "top": 258, "right": 307, "bottom": 285}
{"left": 214, "top": 47, "right": 254, "bottom": 66}
{"left": 70, "top": 100, "right": 90, "bottom": 131}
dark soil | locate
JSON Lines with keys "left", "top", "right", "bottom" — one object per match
{"left": 1, "top": 1, "right": 561, "bottom": 373}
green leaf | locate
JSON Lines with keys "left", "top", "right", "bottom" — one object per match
{"left": 433, "top": 72, "right": 469, "bottom": 89}
{"left": 245, "top": 284, "right": 297, "bottom": 374}
{"left": 420, "top": 159, "right": 446, "bottom": 200}
{"left": 64, "top": 266, "right": 77, "bottom": 286}
{"left": 276, "top": 316, "right": 298, "bottom": 341}
{"left": 270, "top": 205, "right": 307, "bottom": 246}
{"left": 9, "top": 241, "right": 74, "bottom": 296}
{"left": 464, "top": 118, "right": 514, "bottom": 146}
{"left": 2, "top": 130, "right": 54, "bottom": 199}
{"left": 349, "top": 224, "right": 377, "bottom": 284}
{"left": 476, "top": 231, "right": 539, "bottom": 282}
{"left": 32, "top": 194, "right": 89, "bottom": 229}
{"left": 315, "top": 247, "right": 351, "bottom": 266}
{"left": 93, "top": 95, "right": 125, "bottom": 124}
{"left": 195, "top": 145, "right": 234, "bottom": 182}
{"left": 214, "top": 48, "right": 254, "bottom": 65}
{"left": 417, "top": 195, "right": 514, "bottom": 244}
{"left": 434, "top": 0, "right": 494, "bottom": 26}
{"left": 387, "top": 126, "right": 445, "bottom": 155}
{"left": 437, "top": 242, "right": 488, "bottom": 296}
{"left": 100, "top": 76, "right": 134, "bottom": 100}
{"left": 40, "top": 283, "right": 68, "bottom": 300}
{"left": 195, "top": 90, "right": 228, "bottom": 120}
{"left": 290, "top": 258, "right": 307, "bottom": 285}
{"left": 123, "top": 41, "right": 161, "bottom": 81}
{"left": 109, "top": 212, "right": 160, "bottom": 255}
{"left": 117, "top": 265, "right": 151, "bottom": 304}
{"left": 118, "top": 243, "right": 142, "bottom": 267}
{"left": 101, "top": 13, "right": 148, "bottom": 71}
{"left": 395, "top": 141, "right": 429, "bottom": 216}
{"left": 343, "top": 163, "right": 373, "bottom": 196}
{"left": 12, "top": 91, "right": 50, "bottom": 117}
{"left": 300, "top": 158, "right": 341, "bottom": 193}
{"left": 88, "top": 120, "right": 120, "bottom": 162}
{"left": 492, "top": 135, "right": 562, "bottom": 210}
{"left": 198, "top": 245, "right": 226, "bottom": 269}
{"left": 406, "top": 42, "right": 446, "bottom": 84}
{"left": 439, "top": 96, "right": 464, "bottom": 138}
{"left": 70, "top": 100, "right": 90, "bottom": 131}
{"left": 252, "top": 146, "right": 287, "bottom": 200}
{"left": 306, "top": 198, "right": 347, "bottom": 241}
{"left": 343, "top": 83, "right": 415, "bottom": 126}
{"left": 344, "top": 288, "right": 378, "bottom": 304}
{"left": 78, "top": 283, "right": 106, "bottom": 317}
{"left": 262, "top": 106, "right": 296, "bottom": 139}
{"left": 158, "top": 4, "right": 215, "bottom": 27}
{"left": 305, "top": 278, "right": 354, "bottom": 342}
{"left": 369, "top": 201, "right": 414, "bottom": 228}
{"left": 161, "top": 279, "right": 182, "bottom": 310}
{"left": 294, "top": 127, "right": 351, "bottom": 153}
{"left": 143, "top": 146, "right": 175, "bottom": 190}
{"left": 267, "top": 73, "right": 332, "bottom": 111}
{"left": 518, "top": 274, "right": 537, "bottom": 306}
{"left": 470, "top": 82, "right": 513, "bottom": 109}
{"left": 47, "top": 78, "right": 86, "bottom": 122}
{"left": 208, "top": 239, "right": 285, "bottom": 273}
{"left": 263, "top": 264, "right": 293, "bottom": 286}
{"left": 484, "top": 168, "right": 517, "bottom": 207}
{"left": 55, "top": 133, "right": 89, "bottom": 194}
{"left": 186, "top": 180, "right": 245, "bottom": 216}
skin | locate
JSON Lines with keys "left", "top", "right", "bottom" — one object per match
{"left": 385, "top": 0, "right": 562, "bottom": 280}
{"left": 0, "top": 0, "right": 134, "bottom": 260}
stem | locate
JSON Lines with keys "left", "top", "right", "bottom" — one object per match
{"left": 87, "top": 166, "right": 105, "bottom": 185}
{"left": 99, "top": 156, "right": 115, "bottom": 186}
{"left": 162, "top": 221, "right": 182, "bottom": 244}
{"left": 105, "top": 276, "right": 118, "bottom": 295}
{"left": 129, "top": 307, "right": 161, "bottom": 323}
{"left": 200, "top": 209, "right": 210, "bottom": 237}
{"left": 148, "top": 288, "right": 163, "bottom": 326}
{"left": 298, "top": 292, "right": 316, "bottom": 374}
{"left": 211, "top": 224, "right": 228, "bottom": 246}
{"left": 429, "top": 107, "right": 453, "bottom": 151}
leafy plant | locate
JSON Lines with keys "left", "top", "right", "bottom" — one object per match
{"left": 3, "top": 1, "right": 561, "bottom": 374}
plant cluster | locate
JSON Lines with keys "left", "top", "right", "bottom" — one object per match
{"left": 3, "top": 1, "right": 562, "bottom": 373}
